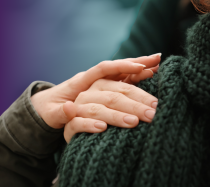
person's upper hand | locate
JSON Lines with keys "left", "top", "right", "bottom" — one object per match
{"left": 31, "top": 54, "right": 160, "bottom": 134}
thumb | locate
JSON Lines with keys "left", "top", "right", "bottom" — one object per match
{"left": 62, "top": 101, "right": 77, "bottom": 122}
{"left": 46, "top": 101, "right": 77, "bottom": 129}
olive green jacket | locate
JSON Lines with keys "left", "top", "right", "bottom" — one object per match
{"left": 0, "top": 81, "right": 62, "bottom": 187}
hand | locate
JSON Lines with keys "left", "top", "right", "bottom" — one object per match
{"left": 64, "top": 78, "right": 158, "bottom": 142}
{"left": 31, "top": 55, "right": 160, "bottom": 137}
{"left": 63, "top": 54, "right": 161, "bottom": 143}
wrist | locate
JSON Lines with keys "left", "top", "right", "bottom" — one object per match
{"left": 31, "top": 89, "right": 48, "bottom": 124}
{"left": 31, "top": 86, "right": 76, "bottom": 129}
{"left": 30, "top": 88, "right": 60, "bottom": 129}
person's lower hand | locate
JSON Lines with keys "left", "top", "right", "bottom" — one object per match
{"left": 64, "top": 78, "right": 158, "bottom": 143}
{"left": 30, "top": 54, "right": 160, "bottom": 138}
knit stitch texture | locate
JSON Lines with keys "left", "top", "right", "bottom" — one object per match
{"left": 59, "top": 13, "right": 210, "bottom": 187}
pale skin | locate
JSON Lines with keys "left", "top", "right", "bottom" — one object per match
{"left": 31, "top": 54, "right": 161, "bottom": 143}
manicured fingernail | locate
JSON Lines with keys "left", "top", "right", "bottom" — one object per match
{"left": 145, "top": 110, "right": 156, "bottom": 120}
{"left": 124, "top": 116, "right": 138, "bottom": 125}
{"left": 94, "top": 122, "right": 106, "bottom": 129}
{"left": 152, "top": 101, "right": 158, "bottom": 109}
{"left": 150, "top": 53, "right": 162, "bottom": 57}
{"left": 133, "top": 63, "right": 146, "bottom": 68}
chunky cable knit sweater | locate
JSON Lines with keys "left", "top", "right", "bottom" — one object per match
{"left": 59, "top": 13, "right": 210, "bottom": 187}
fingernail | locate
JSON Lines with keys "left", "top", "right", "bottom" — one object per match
{"left": 150, "top": 53, "right": 162, "bottom": 57}
{"left": 133, "top": 63, "right": 146, "bottom": 68}
{"left": 151, "top": 101, "right": 158, "bottom": 109}
{"left": 94, "top": 122, "right": 106, "bottom": 129}
{"left": 124, "top": 116, "right": 138, "bottom": 125}
{"left": 145, "top": 110, "right": 156, "bottom": 120}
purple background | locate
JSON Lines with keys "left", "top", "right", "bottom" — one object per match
{"left": 0, "top": 0, "right": 143, "bottom": 115}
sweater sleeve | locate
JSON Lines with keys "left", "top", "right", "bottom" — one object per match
{"left": 112, "top": 0, "right": 180, "bottom": 61}
{"left": 0, "top": 81, "right": 64, "bottom": 187}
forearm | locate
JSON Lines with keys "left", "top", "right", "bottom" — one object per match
{"left": 0, "top": 81, "right": 63, "bottom": 187}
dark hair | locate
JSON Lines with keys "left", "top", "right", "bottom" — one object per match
{"left": 191, "top": 0, "right": 210, "bottom": 13}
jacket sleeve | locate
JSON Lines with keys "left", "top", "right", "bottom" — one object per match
{"left": 0, "top": 81, "right": 64, "bottom": 187}
{"left": 112, "top": 0, "right": 180, "bottom": 61}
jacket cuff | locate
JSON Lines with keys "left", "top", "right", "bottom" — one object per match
{"left": 0, "top": 81, "right": 64, "bottom": 159}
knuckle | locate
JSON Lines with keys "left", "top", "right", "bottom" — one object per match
{"left": 140, "top": 94, "right": 151, "bottom": 104}
{"left": 106, "top": 92, "right": 121, "bottom": 106}
{"left": 97, "top": 61, "right": 106, "bottom": 75}
{"left": 112, "top": 111, "right": 120, "bottom": 124}
{"left": 118, "top": 84, "right": 134, "bottom": 95}
{"left": 67, "top": 72, "right": 85, "bottom": 87}
{"left": 98, "top": 60, "right": 106, "bottom": 66}
{"left": 97, "top": 61, "right": 111, "bottom": 75}
{"left": 98, "top": 60, "right": 109, "bottom": 67}
{"left": 87, "top": 104, "right": 101, "bottom": 117}
{"left": 75, "top": 71, "right": 85, "bottom": 77}
{"left": 133, "top": 102, "right": 142, "bottom": 113}
{"left": 82, "top": 120, "right": 90, "bottom": 129}
{"left": 75, "top": 91, "right": 87, "bottom": 103}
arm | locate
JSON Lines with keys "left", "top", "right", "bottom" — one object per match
{"left": 0, "top": 81, "right": 63, "bottom": 187}
{"left": 0, "top": 57, "right": 160, "bottom": 186}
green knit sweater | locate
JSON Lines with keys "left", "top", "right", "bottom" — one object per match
{"left": 59, "top": 13, "right": 210, "bottom": 187}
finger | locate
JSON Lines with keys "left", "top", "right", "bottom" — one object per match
{"left": 109, "top": 64, "right": 159, "bottom": 82}
{"left": 63, "top": 101, "right": 77, "bottom": 121}
{"left": 75, "top": 91, "right": 156, "bottom": 123}
{"left": 124, "top": 69, "right": 154, "bottom": 84}
{"left": 76, "top": 103, "right": 141, "bottom": 128}
{"left": 81, "top": 60, "right": 145, "bottom": 88}
{"left": 124, "top": 53, "right": 161, "bottom": 68}
{"left": 64, "top": 117, "right": 107, "bottom": 143}
{"left": 148, "top": 64, "right": 159, "bottom": 73}
{"left": 87, "top": 79, "right": 158, "bottom": 109}
{"left": 43, "top": 101, "right": 77, "bottom": 129}
{"left": 105, "top": 54, "right": 161, "bottom": 81}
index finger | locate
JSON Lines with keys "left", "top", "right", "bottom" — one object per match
{"left": 81, "top": 60, "right": 145, "bottom": 88}
{"left": 82, "top": 55, "right": 160, "bottom": 88}
{"left": 104, "top": 54, "right": 161, "bottom": 81}
{"left": 125, "top": 53, "right": 161, "bottom": 68}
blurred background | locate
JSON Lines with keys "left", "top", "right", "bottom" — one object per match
{"left": 0, "top": 0, "right": 143, "bottom": 115}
